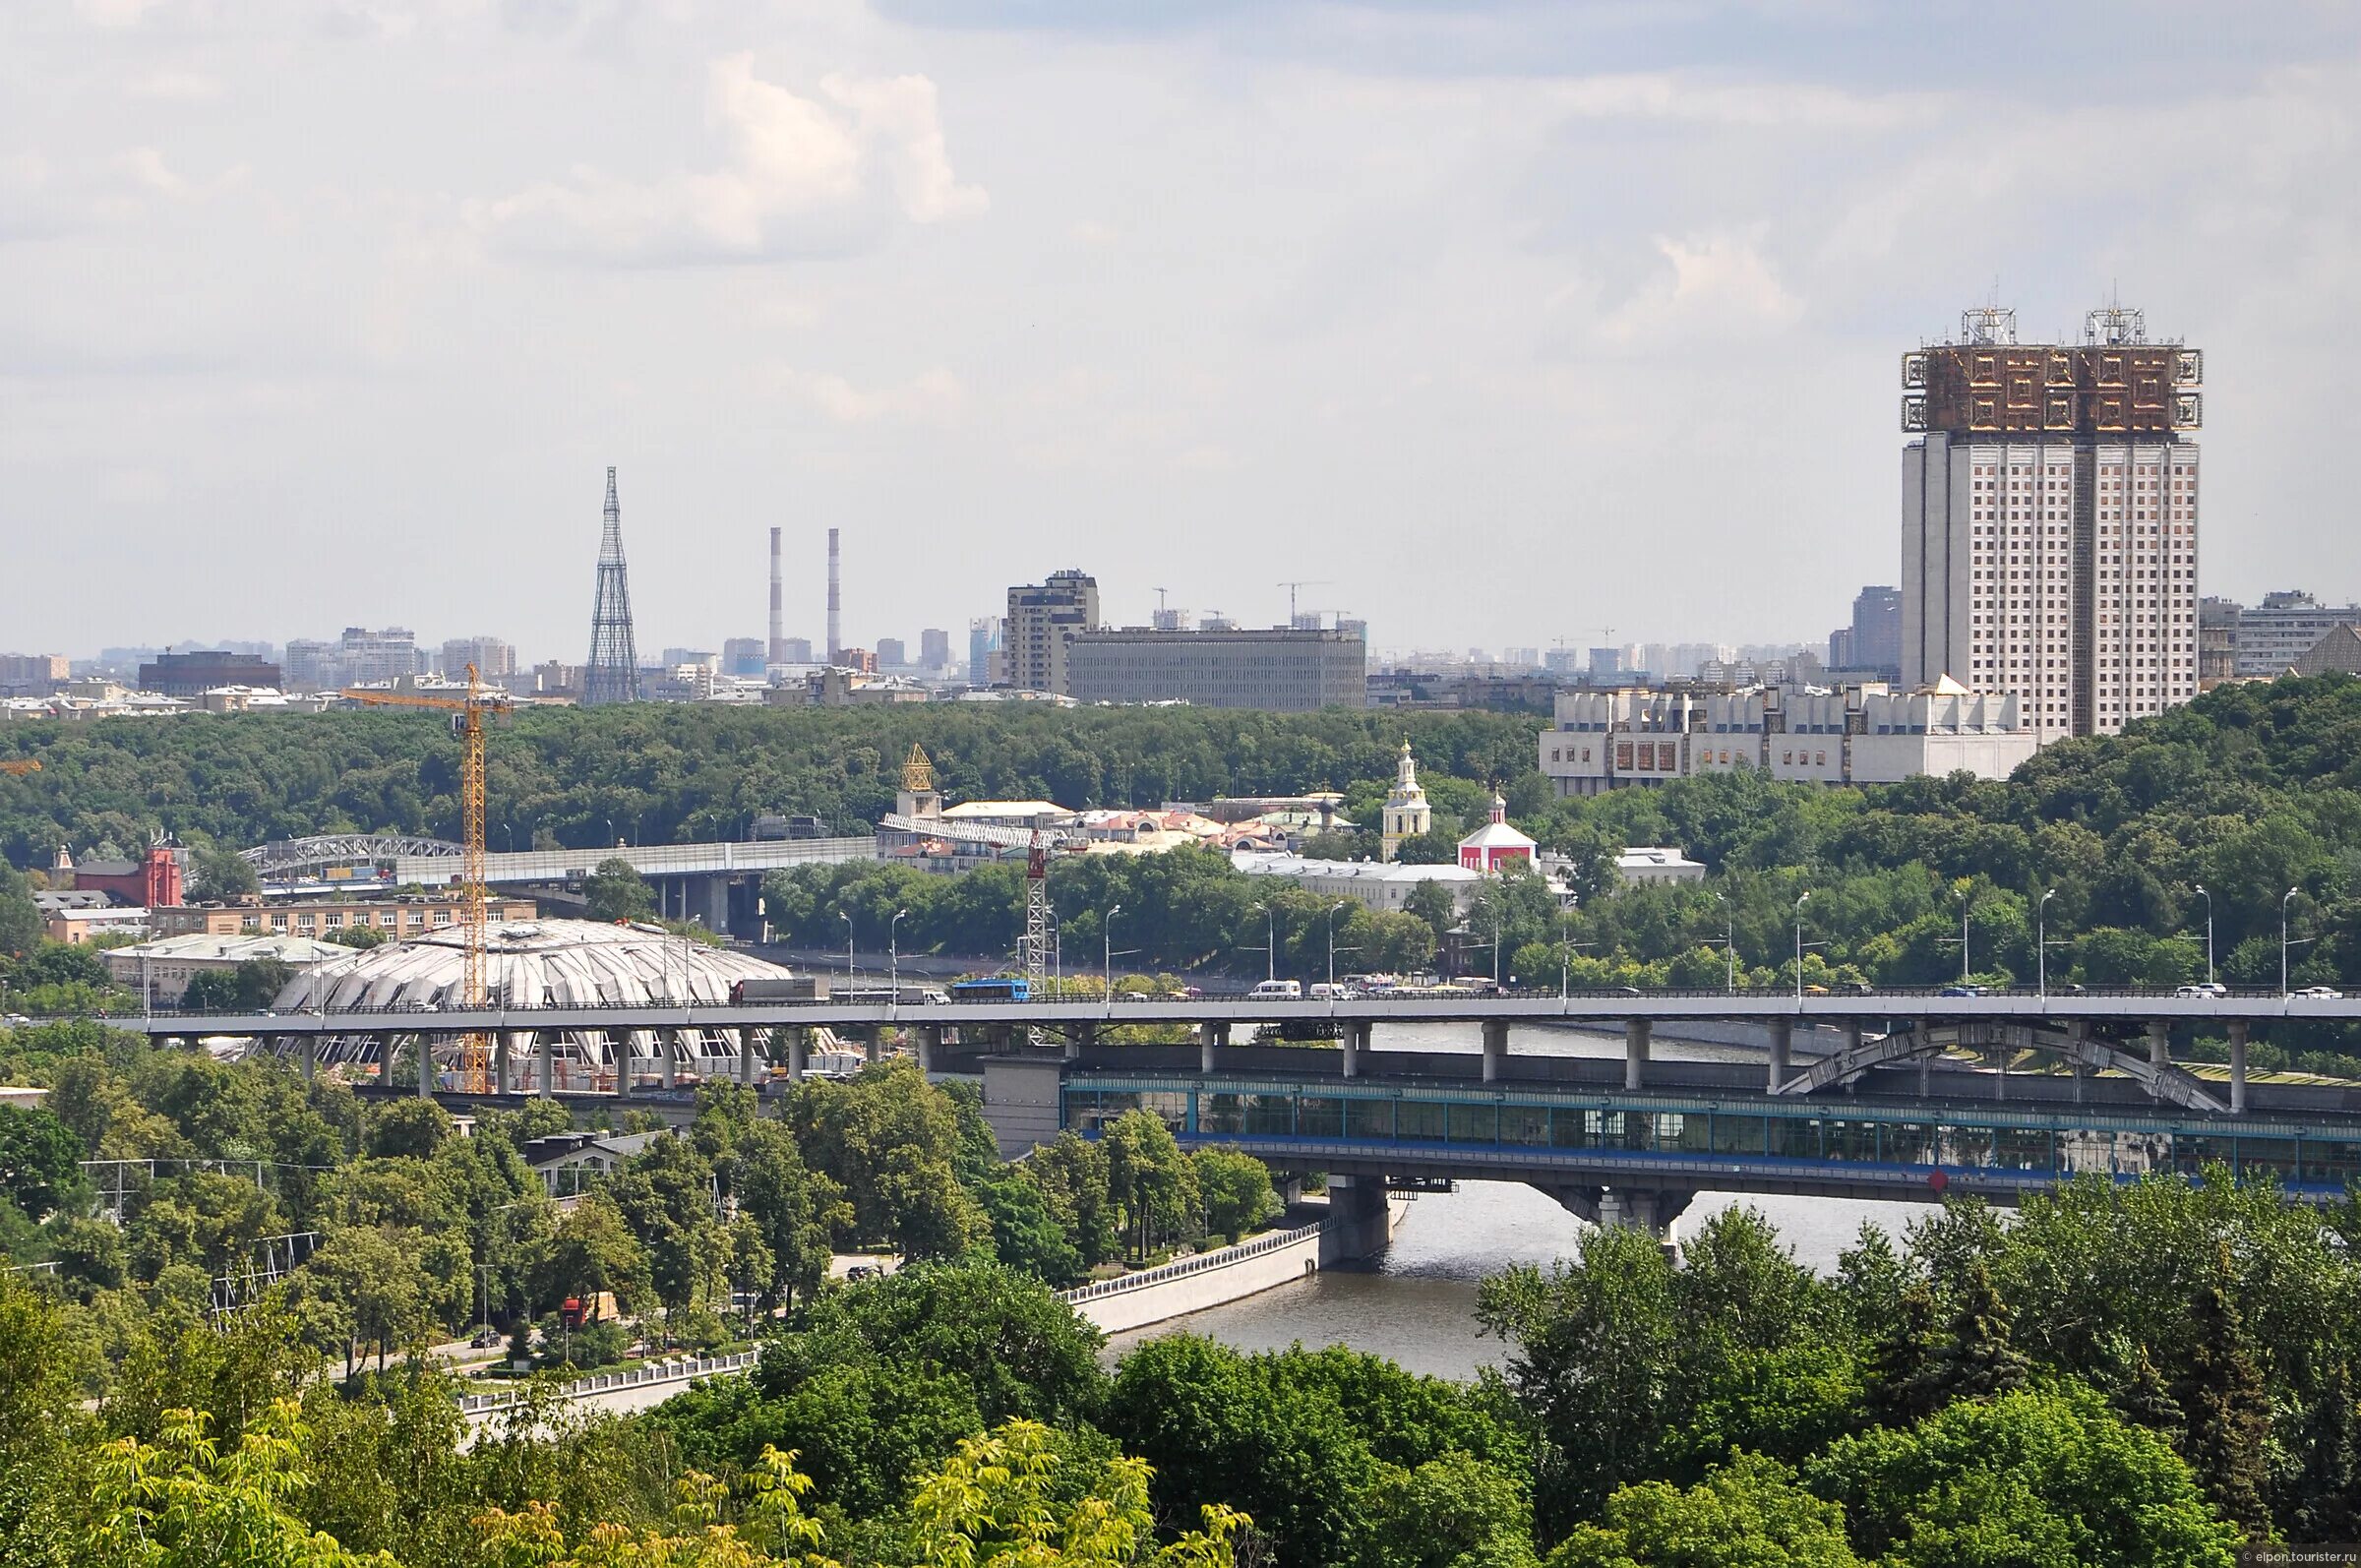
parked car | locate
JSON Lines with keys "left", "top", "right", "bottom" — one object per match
{"left": 2297, "top": 986, "right": 2346, "bottom": 999}
{"left": 2176, "top": 982, "right": 2230, "bottom": 998}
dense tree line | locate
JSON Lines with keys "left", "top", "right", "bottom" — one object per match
{"left": 0, "top": 703, "right": 1544, "bottom": 870}
{"left": 1, "top": 1016, "right": 2356, "bottom": 1564}
{"left": 8, "top": 1154, "right": 2351, "bottom": 1565}
{"left": 11, "top": 676, "right": 2361, "bottom": 1006}
{"left": 0, "top": 1022, "right": 1282, "bottom": 1388}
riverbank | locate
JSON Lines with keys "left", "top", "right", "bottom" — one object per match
{"left": 1060, "top": 1194, "right": 1410, "bottom": 1334}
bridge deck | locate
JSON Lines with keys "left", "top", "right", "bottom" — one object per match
{"left": 115, "top": 987, "right": 2361, "bottom": 1036}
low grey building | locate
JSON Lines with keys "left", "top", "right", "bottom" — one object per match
{"left": 1065, "top": 626, "right": 1365, "bottom": 711}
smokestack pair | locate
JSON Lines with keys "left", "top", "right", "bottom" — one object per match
{"left": 762, "top": 525, "right": 843, "bottom": 666}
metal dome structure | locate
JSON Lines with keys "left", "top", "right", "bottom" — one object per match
{"left": 268, "top": 919, "right": 803, "bottom": 1093}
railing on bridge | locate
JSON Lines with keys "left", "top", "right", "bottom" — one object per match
{"left": 397, "top": 837, "right": 878, "bottom": 886}
{"left": 455, "top": 1348, "right": 761, "bottom": 1416}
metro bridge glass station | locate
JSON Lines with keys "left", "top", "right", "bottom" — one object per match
{"left": 1062, "top": 1072, "right": 2361, "bottom": 1202}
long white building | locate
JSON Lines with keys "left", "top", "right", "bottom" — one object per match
{"left": 1901, "top": 304, "right": 2202, "bottom": 739}
{"left": 1540, "top": 681, "right": 2035, "bottom": 796}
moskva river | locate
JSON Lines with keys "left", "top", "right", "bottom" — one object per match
{"left": 1107, "top": 1022, "right": 1919, "bottom": 1381}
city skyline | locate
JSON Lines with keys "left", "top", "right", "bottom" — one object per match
{"left": 6, "top": 7, "right": 2360, "bottom": 658}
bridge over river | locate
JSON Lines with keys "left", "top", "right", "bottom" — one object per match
{"left": 120, "top": 988, "right": 2361, "bottom": 1237}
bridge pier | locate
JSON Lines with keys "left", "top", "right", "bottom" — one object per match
{"left": 1544, "top": 1182, "right": 1693, "bottom": 1243}
{"left": 1198, "top": 1021, "right": 1220, "bottom": 1074}
{"left": 615, "top": 1034, "right": 633, "bottom": 1099}
{"left": 2229, "top": 1021, "right": 2249, "bottom": 1114}
{"left": 1598, "top": 1186, "right": 1694, "bottom": 1243}
{"left": 740, "top": 1029, "right": 758, "bottom": 1086}
{"left": 917, "top": 1025, "right": 940, "bottom": 1074}
{"left": 689, "top": 874, "right": 730, "bottom": 935}
{"left": 2147, "top": 1020, "right": 2171, "bottom": 1104}
{"left": 1482, "top": 1019, "right": 1508, "bottom": 1083}
{"left": 1769, "top": 1019, "right": 1793, "bottom": 1092}
{"left": 538, "top": 1031, "right": 555, "bottom": 1100}
{"left": 863, "top": 1026, "right": 882, "bottom": 1066}
{"left": 300, "top": 1034, "right": 316, "bottom": 1084}
{"left": 661, "top": 1030, "right": 679, "bottom": 1089}
{"left": 1066, "top": 1022, "right": 1094, "bottom": 1062}
{"left": 788, "top": 1028, "right": 810, "bottom": 1082}
{"left": 1624, "top": 1018, "right": 1651, "bottom": 1091}
{"left": 1325, "top": 1176, "right": 1392, "bottom": 1260}
{"left": 418, "top": 1035, "right": 435, "bottom": 1098}
{"left": 1343, "top": 1021, "right": 1371, "bottom": 1079}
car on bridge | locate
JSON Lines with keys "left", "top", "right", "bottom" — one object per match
{"left": 2298, "top": 986, "right": 2346, "bottom": 999}
{"left": 1939, "top": 983, "right": 1989, "bottom": 997}
{"left": 2177, "top": 982, "right": 2230, "bottom": 998}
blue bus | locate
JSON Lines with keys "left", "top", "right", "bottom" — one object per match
{"left": 950, "top": 976, "right": 1031, "bottom": 1003}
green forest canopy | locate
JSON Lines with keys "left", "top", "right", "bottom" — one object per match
{"left": 6, "top": 675, "right": 2361, "bottom": 1000}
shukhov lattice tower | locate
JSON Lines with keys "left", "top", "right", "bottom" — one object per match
{"left": 581, "top": 466, "right": 640, "bottom": 707}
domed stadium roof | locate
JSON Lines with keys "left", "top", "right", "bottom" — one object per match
{"left": 268, "top": 919, "right": 807, "bottom": 1093}
{"left": 272, "top": 918, "right": 789, "bottom": 1013}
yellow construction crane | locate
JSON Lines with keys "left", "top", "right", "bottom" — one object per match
{"left": 0, "top": 758, "right": 38, "bottom": 776}
{"left": 341, "top": 666, "right": 513, "bottom": 1092}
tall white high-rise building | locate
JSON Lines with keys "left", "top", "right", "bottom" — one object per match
{"left": 1901, "top": 304, "right": 2203, "bottom": 740}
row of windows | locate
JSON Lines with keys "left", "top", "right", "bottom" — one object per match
{"left": 1066, "top": 1090, "right": 2359, "bottom": 1184}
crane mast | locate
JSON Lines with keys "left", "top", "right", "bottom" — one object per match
{"left": 341, "top": 665, "right": 511, "bottom": 1092}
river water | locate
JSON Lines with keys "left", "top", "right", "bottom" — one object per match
{"left": 1106, "top": 1021, "right": 1921, "bottom": 1381}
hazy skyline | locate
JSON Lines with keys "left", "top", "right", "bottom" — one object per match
{"left": 5, "top": 2, "right": 2359, "bottom": 663}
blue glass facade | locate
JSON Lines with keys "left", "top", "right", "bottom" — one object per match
{"left": 1059, "top": 1074, "right": 2361, "bottom": 1195}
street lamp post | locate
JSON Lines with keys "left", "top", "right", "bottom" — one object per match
{"left": 2194, "top": 883, "right": 2215, "bottom": 985}
{"left": 889, "top": 907, "right": 909, "bottom": 997}
{"left": 1104, "top": 905, "right": 1122, "bottom": 999}
{"left": 1792, "top": 892, "right": 1811, "bottom": 1003}
{"left": 2039, "top": 888, "right": 2056, "bottom": 1000}
{"left": 1953, "top": 887, "right": 1973, "bottom": 986}
{"left": 1559, "top": 939, "right": 1597, "bottom": 998}
{"left": 840, "top": 911, "right": 856, "bottom": 991}
{"left": 1243, "top": 904, "right": 1277, "bottom": 983}
{"left": 1326, "top": 901, "right": 1349, "bottom": 991}
{"left": 2284, "top": 885, "right": 2300, "bottom": 998}
{"left": 1712, "top": 890, "right": 1735, "bottom": 994}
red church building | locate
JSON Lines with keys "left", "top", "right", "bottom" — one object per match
{"left": 1457, "top": 793, "right": 1536, "bottom": 873}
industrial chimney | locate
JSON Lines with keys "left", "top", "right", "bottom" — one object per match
{"left": 826, "top": 527, "right": 841, "bottom": 664}
{"left": 768, "top": 526, "right": 785, "bottom": 665}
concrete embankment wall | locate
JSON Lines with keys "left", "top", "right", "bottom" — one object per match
{"left": 1061, "top": 1196, "right": 1405, "bottom": 1335}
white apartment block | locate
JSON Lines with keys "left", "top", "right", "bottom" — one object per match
{"left": 1541, "top": 684, "right": 2035, "bottom": 796}
{"left": 1900, "top": 305, "right": 2202, "bottom": 739}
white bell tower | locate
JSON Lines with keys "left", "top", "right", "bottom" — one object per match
{"left": 1380, "top": 739, "right": 1431, "bottom": 862}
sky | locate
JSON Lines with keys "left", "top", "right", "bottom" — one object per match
{"left": 3, "top": 1, "right": 2359, "bottom": 666}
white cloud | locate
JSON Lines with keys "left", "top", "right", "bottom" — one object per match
{"left": 771, "top": 363, "right": 966, "bottom": 422}
{"left": 474, "top": 53, "right": 985, "bottom": 261}
{"left": 124, "top": 69, "right": 226, "bottom": 103}
{"left": 1547, "top": 72, "right": 1937, "bottom": 132}
{"left": 1595, "top": 230, "right": 1802, "bottom": 344}
{"left": 74, "top": 0, "right": 161, "bottom": 28}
